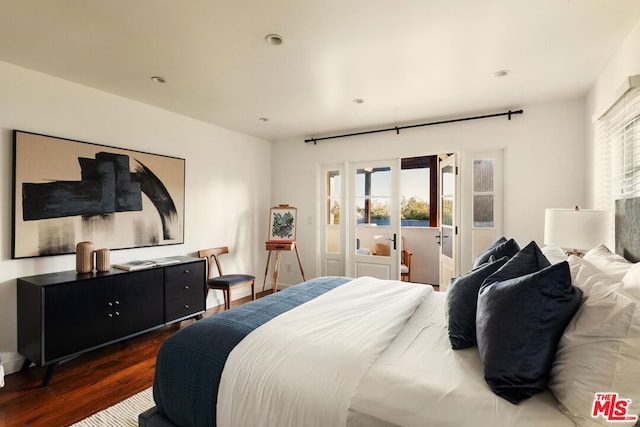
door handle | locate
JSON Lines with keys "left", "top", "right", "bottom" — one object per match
{"left": 391, "top": 234, "right": 397, "bottom": 250}
{"left": 435, "top": 234, "right": 441, "bottom": 246}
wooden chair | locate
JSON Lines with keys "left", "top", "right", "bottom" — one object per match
{"left": 400, "top": 235, "right": 412, "bottom": 282}
{"left": 198, "top": 247, "right": 255, "bottom": 310}
{"left": 401, "top": 248, "right": 412, "bottom": 282}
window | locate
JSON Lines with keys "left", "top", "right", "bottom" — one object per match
{"left": 619, "top": 114, "right": 640, "bottom": 196}
{"left": 594, "top": 83, "right": 640, "bottom": 210}
{"left": 326, "top": 171, "right": 340, "bottom": 225}
{"left": 355, "top": 167, "right": 391, "bottom": 225}
{"left": 400, "top": 156, "right": 438, "bottom": 227}
{"left": 325, "top": 169, "right": 341, "bottom": 253}
{"left": 472, "top": 159, "right": 495, "bottom": 228}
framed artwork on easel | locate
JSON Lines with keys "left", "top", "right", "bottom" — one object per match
{"left": 268, "top": 205, "right": 297, "bottom": 242}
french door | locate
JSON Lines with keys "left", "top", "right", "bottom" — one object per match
{"left": 466, "top": 150, "right": 504, "bottom": 272}
{"left": 348, "top": 159, "right": 401, "bottom": 280}
{"left": 438, "top": 154, "right": 458, "bottom": 291}
{"left": 318, "top": 164, "right": 346, "bottom": 277}
{"left": 319, "top": 152, "right": 495, "bottom": 287}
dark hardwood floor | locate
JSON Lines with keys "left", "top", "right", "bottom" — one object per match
{"left": 0, "top": 292, "right": 269, "bottom": 427}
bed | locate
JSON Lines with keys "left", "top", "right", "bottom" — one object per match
{"left": 140, "top": 203, "right": 640, "bottom": 427}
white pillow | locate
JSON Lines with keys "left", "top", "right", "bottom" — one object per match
{"left": 549, "top": 281, "right": 640, "bottom": 426}
{"left": 568, "top": 255, "right": 622, "bottom": 298}
{"left": 622, "top": 263, "right": 640, "bottom": 300}
{"left": 541, "top": 244, "right": 568, "bottom": 265}
{"left": 583, "top": 244, "right": 633, "bottom": 281}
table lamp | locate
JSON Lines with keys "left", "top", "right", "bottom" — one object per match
{"left": 544, "top": 206, "right": 609, "bottom": 256}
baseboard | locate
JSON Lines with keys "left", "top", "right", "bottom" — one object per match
{"left": 2, "top": 354, "right": 25, "bottom": 376}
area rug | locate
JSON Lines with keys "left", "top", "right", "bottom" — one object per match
{"left": 71, "top": 387, "right": 154, "bottom": 426}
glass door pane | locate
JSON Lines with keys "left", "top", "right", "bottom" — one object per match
{"left": 472, "top": 159, "right": 495, "bottom": 228}
{"left": 355, "top": 167, "right": 391, "bottom": 257}
{"left": 325, "top": 170, "right": 340, "bottom": 253}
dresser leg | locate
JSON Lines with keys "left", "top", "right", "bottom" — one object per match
{"left": 20, "top": 358, "right": 32, "bottom": 372}
{"left": 41, "top": 362, "right": 59, "bottom": 387}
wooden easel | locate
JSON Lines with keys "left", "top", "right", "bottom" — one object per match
{"left": 262, "top": 205, "right": 305, "bottom": 293}
{"left": 262, "top": 240, "right": 305, "bottom": 293}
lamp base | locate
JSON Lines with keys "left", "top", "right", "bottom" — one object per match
{"left": 566, "top": 249, "right": 585, "bottom": 257}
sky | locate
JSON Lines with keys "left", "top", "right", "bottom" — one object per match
{"left": 357, "top": 168, "right": 429, "bottom": 202}
{"left": 330, "top": 166, "right": 430, "bottom": 202}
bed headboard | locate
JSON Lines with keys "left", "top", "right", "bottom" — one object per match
{"left": 615, "top": 197, "right": 640, "bottom": 262}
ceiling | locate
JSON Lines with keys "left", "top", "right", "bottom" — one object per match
{"left": 1, "top": 1, "right": 639, "bottom": 142}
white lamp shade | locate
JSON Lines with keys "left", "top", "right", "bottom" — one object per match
{"left": 544, "top": 208, "right": 610, "bottom": 251}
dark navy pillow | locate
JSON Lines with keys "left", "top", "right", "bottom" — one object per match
{"left": 473, "top": 237, "right": 520, "bottom": 268}
{"left": 446, "top": 256, "right": 508, "bottom": 349}
{"left": 481, "top": 241, "right": 550, "bottom": 290}
{"left": 476, "top": 261, "right": 582, "bottom": 404}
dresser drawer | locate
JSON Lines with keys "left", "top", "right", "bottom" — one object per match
{"left": 164, "top": 261, "right": 205, "bottom": 301}
{"left": 165, "top": 294, "right": 204, "bottom": 323}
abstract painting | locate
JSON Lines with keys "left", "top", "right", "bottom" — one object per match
{"left": 12, "top": 130, "right": 185, "bottom": 258}
{"left": 267, "top": 205, "right": 297, "bottom": 241}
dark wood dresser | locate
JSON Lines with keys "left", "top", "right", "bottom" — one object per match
{"left": 17, "top": 256, "right": 205, "bottom": 386}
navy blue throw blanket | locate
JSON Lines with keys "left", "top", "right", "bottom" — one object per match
{"left": 153, "top": 276, "right": 352, "bottom": 427}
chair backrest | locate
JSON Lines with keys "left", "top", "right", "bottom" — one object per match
{"left": 373, "top": 235, "right": 391, "bottom": 256}
{"left": 198, "top": 246, "right": 229, "bottom": 278}
{"left": 400, "top": 236, "right": 407, "bottom": 265}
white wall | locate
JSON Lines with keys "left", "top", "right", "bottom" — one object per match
{"left": 0, "top": 61, "right": 271, "bottom": 376}
{"left": 586, "top": 17, "right": 640, "bottom": 205}
{"left": 271, "top": 98, "right": 586, "bottom": 284}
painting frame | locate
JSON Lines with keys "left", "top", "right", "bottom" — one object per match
{"left": 267, "top": 205, "right": 297, "bottom": 242}
{"left": 12, "top": 130, "right": 185, "bottom": 259}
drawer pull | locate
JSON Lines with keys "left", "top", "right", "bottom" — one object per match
{"left": 184, "top": 285, "right": 190, "bottom": 290}
{"left": 115, "top": 311, "right": 120, "bottom": 316}
{"left": 108, "top": 313, "right": 113, "bottom": 318}
{"left": 184, "top": 304, "right": 190, "bottom": 309}
{"left": 184, "top": 269, "right": 190, "bottom": 274}
{"left": 108, "top": 302, "right": 113, "bottom": 307}
{"left": 115, "top": 300, "right": 120, "bottom": 305}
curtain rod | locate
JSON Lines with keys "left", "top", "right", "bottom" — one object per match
{"left": 304, "top": 109, "right": 524, "bottom": 144}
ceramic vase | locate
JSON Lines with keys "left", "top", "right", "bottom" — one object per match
{"left": 96, "top": 248, "right": 111, "bottom": 272}
{"left": 76, "top": 241, "right": 95, "bottom": 273}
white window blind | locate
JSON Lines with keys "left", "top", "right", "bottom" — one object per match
{"left": 594, "top": 84, "right": 640, "bottom": 211}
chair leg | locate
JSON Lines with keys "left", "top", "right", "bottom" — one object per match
{"left": 221, "top": 289, "right": 227, "bottom": 310}
{"left": 251, "top": 279, "right": 256, "bottom": 301}
{"left": 225, "top": 289, "right": 230, "bottom": 310}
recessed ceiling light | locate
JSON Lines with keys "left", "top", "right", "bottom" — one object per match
{"left": 150, "top": 76, "right": 166, "bottom": 83}
{"left": 265, "top": 34, "right": 283, "bottom": 45}
{"left": 258, "top": 117, "right": 269, "bottom": 122}
{"left": 494, "top": 70, "right": 510, "bottom": 78}
{"left": 353, "top": 98, "right": 365, "bottom": 104}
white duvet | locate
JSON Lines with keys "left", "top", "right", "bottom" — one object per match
{"left": 217, "top": 277, "right": 574, "bottom": 427}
